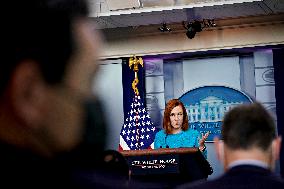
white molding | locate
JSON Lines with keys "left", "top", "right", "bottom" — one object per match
{"left": 90, "top": 0, "right": 262, "bottom": 17}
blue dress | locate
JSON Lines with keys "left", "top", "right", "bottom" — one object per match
{"left": 154, "top": 129, "right": 207, "bottom": 158}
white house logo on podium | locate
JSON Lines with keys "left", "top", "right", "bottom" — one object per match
{"left": 179, "top": 86, "right": 253, "bottom": 142}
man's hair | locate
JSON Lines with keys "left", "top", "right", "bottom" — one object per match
{"left": 0, "top": 0, "right": 89, "bottom": 95}
{"left": 100, "top": 150, "right": 129, "bottom": 179}
{"left": 222, "top": 102, "right": 276, "bottom": 151}
{"left": 163, "top": 99, "right": 189, "bottom": 134}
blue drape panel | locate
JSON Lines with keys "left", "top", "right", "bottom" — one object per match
{"left": 273, "top": 47, "right": 284, "bottom": 177}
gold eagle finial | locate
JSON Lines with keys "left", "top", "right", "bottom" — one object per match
{"left": 129, "top": 55, "right": 143, "bottom": 95}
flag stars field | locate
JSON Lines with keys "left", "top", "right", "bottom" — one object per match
{"left": 120, "top": 94, "right": 157, "bottom": 150}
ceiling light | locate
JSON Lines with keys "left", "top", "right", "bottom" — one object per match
{"left": 203, "top": 19, "right": 217, "bottom": 28}
{"left": 158, "top": 23, "right": 171, "bottom": 32}
{"left": 192, "top": 21, "right": 202, "bottom": 32}
{"left": 183, "top": 21, "right": 202, "bottom": 39}
{"left": 185, "top": 23, "right": 196, "bottom": 39}
{"left": 183, "top": 19, "right": 217, "bottom": 39}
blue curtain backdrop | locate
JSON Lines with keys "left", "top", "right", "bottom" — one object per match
{"left": 122, "top": 57, "right": 146, "bottom": 119}
{"left": 273, "top": 47, "right": 284, "bottom": 177}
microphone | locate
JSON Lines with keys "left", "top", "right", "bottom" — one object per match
{"left": 165, "top": 134, "right": 169, "bottom": 148}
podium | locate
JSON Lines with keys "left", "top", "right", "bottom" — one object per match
{"left": 121, "top": 148, "right": 213, "bottom": 187}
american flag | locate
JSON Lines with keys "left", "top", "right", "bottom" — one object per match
{"left": 119, "top": 94, "right": 157, "bottom": 150}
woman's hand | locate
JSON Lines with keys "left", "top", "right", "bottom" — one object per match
{"left": 199, "top": 132, "right": 209, "bottom": 151}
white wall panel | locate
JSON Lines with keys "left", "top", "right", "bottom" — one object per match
{"left": 93, "top": 62, "right": 123, "bottom": 150}
{"left": 183, "top": 56, "right": 240, "bottom": 92}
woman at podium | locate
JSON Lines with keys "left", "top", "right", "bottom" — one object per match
{"left": 154, "top": 99, "right": 208, "bottom": 157}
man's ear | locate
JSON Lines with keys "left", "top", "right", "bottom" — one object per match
{"left": 10, "top": 60, "right": 46, "bottom": 128}
{"left": 272, "top": 136, "right": 282, "bottom": 162}
{"left": 214, "top": 136, "right": 224, "bottom": 162}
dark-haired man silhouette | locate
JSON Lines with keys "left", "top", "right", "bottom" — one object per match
{"left": 177, "top": 102, "right": 284, "bottom": 189}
